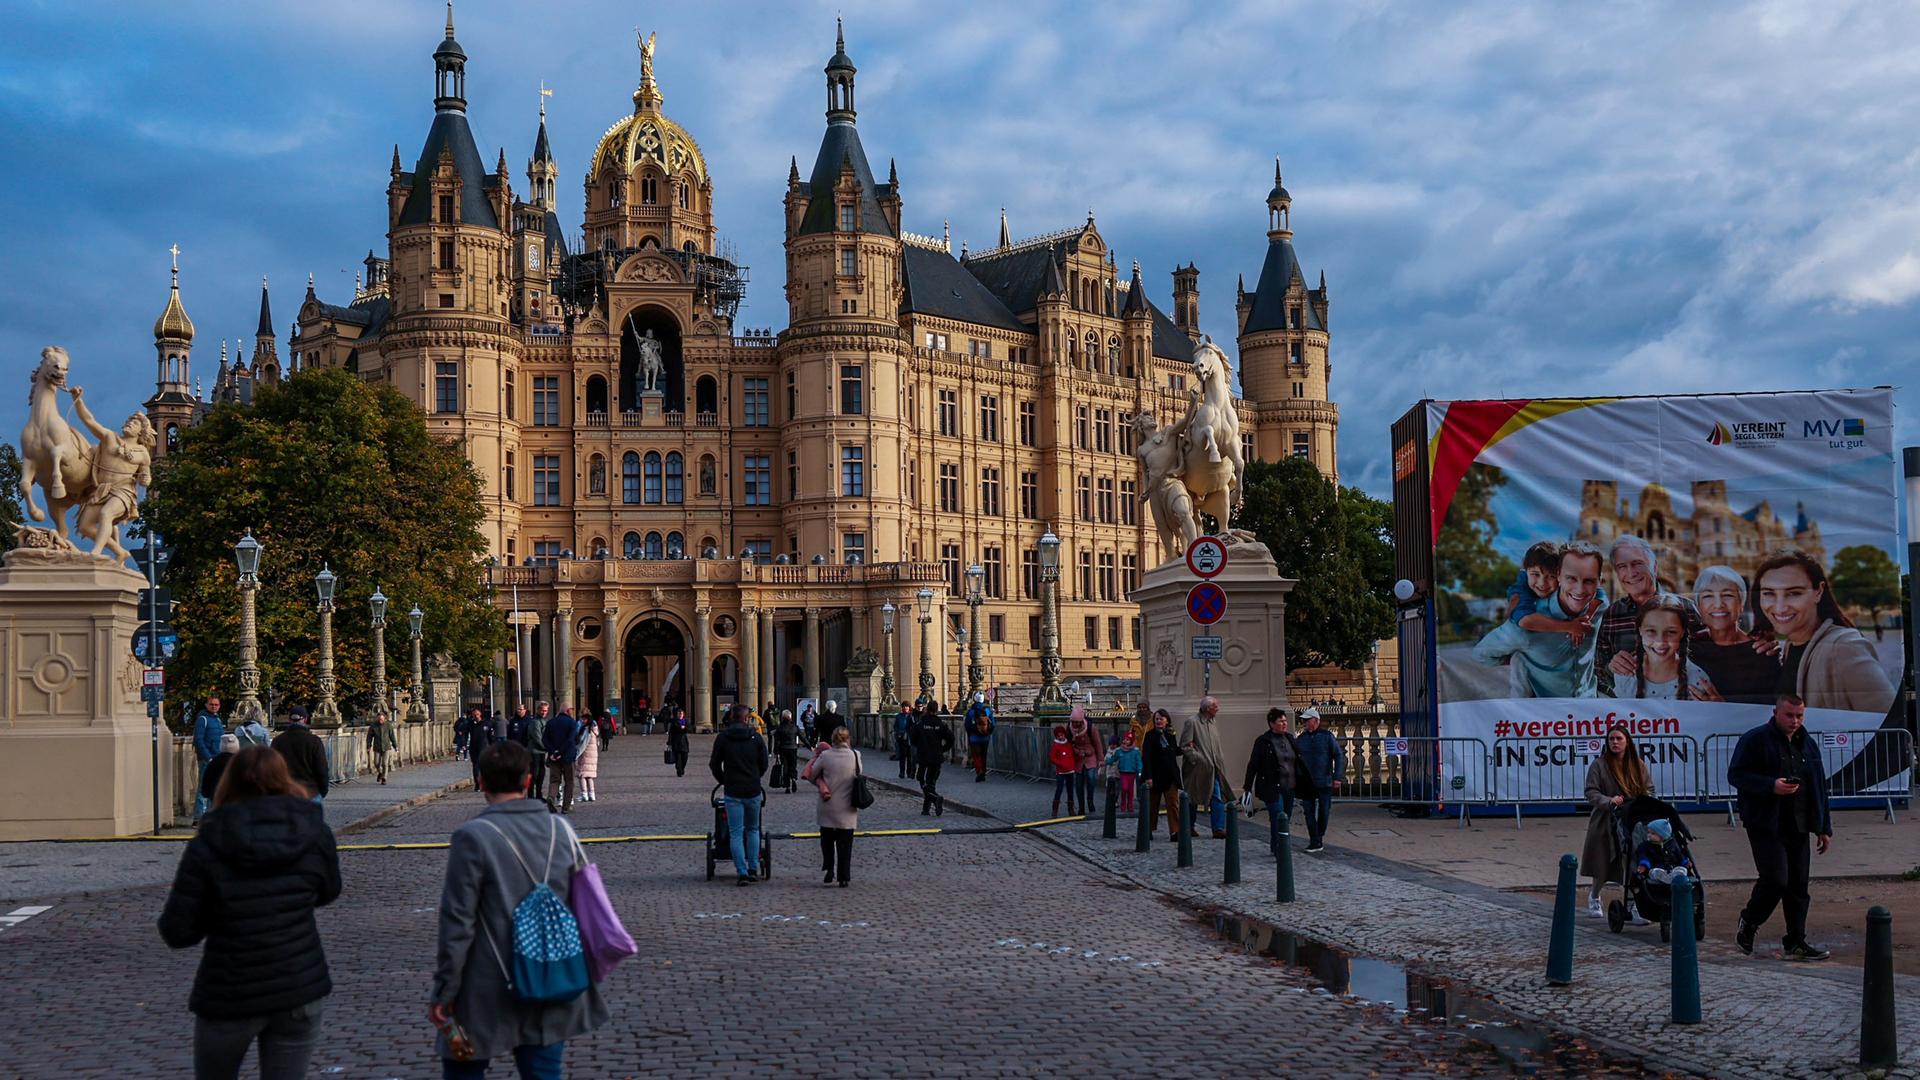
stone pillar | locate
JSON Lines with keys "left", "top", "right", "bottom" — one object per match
{"left": 554, "top": 608, "right": 573, "bottom": 715}
{"left": 1134, "top": 540, "right": 1296, "bottom": 787}
{"left": 0, "top": 553, "right": 155, "bottom": 839}
{"left": 741, "top": 607, "right": 761, "bottom": 713}
{"left": 760, "top": 610, "right": 777, "bottom": 711}
{"left": 517, "top": 620, "right": 534, "bottom": 708}
{"left": 850, "top": 605, "right": 869, "bottom": 654}
{"left": 803, "top": 606, "right": 822, "bottom": 707}
{"left": 602, "top": 606, "right": 621, "bottom": 718}
{"left": 692, "top": 607, "right": 713, "bottom": 732}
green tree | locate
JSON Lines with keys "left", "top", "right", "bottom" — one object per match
{"left": 1434, "top": 462, "right": 1516, "bottom": 598}
{"left": 0, "top": 444, "right": 21, "bottom": 552}
{"left": 1828, "top": 544, "right": 1901, "bottom": 640}
{"left": 143, "top": 368, "right": 507, "bottom": 715}
{"left": 1236, "top": 456, "right": 1394, "bottom": 669}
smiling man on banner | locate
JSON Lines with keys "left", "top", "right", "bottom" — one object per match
{"left": 1470, "top": 541, "right": 1608, "bottom": 698}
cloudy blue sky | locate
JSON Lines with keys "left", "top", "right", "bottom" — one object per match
{"left": 4, "top": 1, "right": 1917, "bottom": 499}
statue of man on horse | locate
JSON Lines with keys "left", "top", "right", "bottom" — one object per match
{"left": 1133, "top": 337, "right": 1247, "bottom": 565}
{"left": 15, "top": 345, "right": 153, "bottom": 559}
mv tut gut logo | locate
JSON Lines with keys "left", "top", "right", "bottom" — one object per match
{"left": 1707, "top": 415, "right": 1864, "bottom": 450}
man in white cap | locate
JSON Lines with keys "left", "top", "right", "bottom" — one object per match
{"left": 1292, "top": 708, "right": 1343, "bottom": 853}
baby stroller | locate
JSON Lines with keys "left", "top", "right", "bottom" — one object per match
{"left": 1606, "top": 795, "right": 1705, "bottom": 943}
{"left": 705, "top": 784, "right": 773, "bottom": 882}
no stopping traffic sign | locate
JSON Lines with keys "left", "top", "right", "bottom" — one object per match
{"left": 1186, "top": 582, "right": 1227, "bottom": 625}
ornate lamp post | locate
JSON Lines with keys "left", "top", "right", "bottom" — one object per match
{"left": 311, "top": 564, "right": 342, "bottom": 727}
{"left": 1036, "top": 527, "right": 1068, "bottom": 716}
{"left": 965, "top": 563, "right": 986, "bottom": 701}
{"left": 915, "top": 586, "right": 936, "bottom": 704}
{"left": 406, "top": 604, "right": 430, "bottom": 723}
{"left": 369, "top": 587, "right": 389, "bottom": 720}
{"left": 230, "top": 532, "right": 267, "bottom": 731}
{"left": 878, "top": 600, "right": 900, "bottom": 713}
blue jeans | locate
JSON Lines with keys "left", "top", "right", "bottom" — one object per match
{"left": 195, "top": 759, "right": 213, "bottom": 820}
{"left": 443, "top": 1042, "right": 564, "bottom": 1080}
{"left": 724, "top": 794, "right": 764, "bottom": 877}
{"left": 1300, "top": 784, "right": 1333, "bottom": 846}
{"left": 1052, "top": 772, "right": 1076, "bottom": 809}
{"left": 1265, "top": 794, "right": 1295, "bottom": 853}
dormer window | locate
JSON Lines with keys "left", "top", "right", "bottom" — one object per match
{"left": 438, "top": 194, "right": 454, "bottom": 222}
{"left": 840, "top": 248, "right": 857, "bottom": 277}
{"left": 839, "top": 204, "right": 856, "bottom": 231}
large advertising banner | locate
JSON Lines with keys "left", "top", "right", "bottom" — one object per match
{"left": 1422, "top": 389, "right": 1903, "bottom": 801}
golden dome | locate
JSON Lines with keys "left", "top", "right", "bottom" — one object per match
{"left": 589, "top": 34, "right": 707, "bottom": 185}
{"left": 154, "top": 268, "right": 195, "bottom": 343}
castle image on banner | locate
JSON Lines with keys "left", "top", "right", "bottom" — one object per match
{"left": 1576, "top": 479, "right": 1826, "bottom": 594}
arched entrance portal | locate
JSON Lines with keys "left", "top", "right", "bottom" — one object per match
{"left": 624, "top": 616, "right": 687, "bottom": 717}
{"left": 619, "top": 306, "right": 684, "bottom": 412}
{"left": 711, "top": 654, "right": 739, "bottom": 712}
{"left": 575, "top": 657, "right": 604, "bottom": 719}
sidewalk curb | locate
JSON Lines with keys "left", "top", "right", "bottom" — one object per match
{"left": 337, "top": 773, "right": 474, "bottom": 835}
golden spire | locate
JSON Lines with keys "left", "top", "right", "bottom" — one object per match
{"left": 153, "top": 244, "right": 195, "bottom": 344}
{"left": 633, "top": 29, "right": 662, "bottom": 112}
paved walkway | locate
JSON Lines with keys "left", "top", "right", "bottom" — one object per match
{"left": 0, "top": 733, "right": 1657, "bottom": 1077}
{"left": 882, "top": 765, "right": 1919, "bottom": 1080}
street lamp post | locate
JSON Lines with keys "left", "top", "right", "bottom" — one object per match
{"left": 311, "top": 565, "right": 342, "bottom": 727}
{"left": 878, "top": 600, "right": 900, "bottom": 713}
{"left": 484, "top": 556, "right": 499, "bottom": 722}
{"left": 230, "top": 532, "right": 267, "bottom": 731}
{"left": 1036, "top": 527, "right": 1067, "bottom": 716}
{"left": 406, "top": 605, "right": 430, "bottom": 723}
{"left": 369, "top": 587, "right": 389, "bottom": 721}
{"left": 1905, "top": 448, "right": 1920, "bottom": 710}
{"left": 965, "top": 563, "right": 986, "bottom": 701}
{"left": 916, "top": 586, "right": 936, "bottom": 704}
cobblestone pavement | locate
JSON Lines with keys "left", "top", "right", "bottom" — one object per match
{"left": 895, "top": 767, "right": 1919, "bottom": 1080}
{"left": 0, "top": 735, "right": 1658, "bottom": 1078}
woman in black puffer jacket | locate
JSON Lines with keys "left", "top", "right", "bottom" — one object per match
{"left": 160, "top": 746, "right": 341, "bottom": 1079}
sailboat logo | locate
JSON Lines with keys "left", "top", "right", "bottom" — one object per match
{"left": 1705, "top": 421, "right": 1733, "bottom": 446}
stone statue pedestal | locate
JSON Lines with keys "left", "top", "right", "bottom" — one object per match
{"left": 640, "top": 389, "right": 664, "bottom": 422}
{"left": 0, "top": 549, "right": 159, "bottom": 839}
{"left": 1131, "top": 542, "right": 1295, "bottom": 787}
{"left": 843, "top": 649, "right": 882, "bottom": 717}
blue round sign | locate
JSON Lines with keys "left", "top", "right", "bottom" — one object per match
{"left": 1186, "top": 582, "right": 1228, "bottom": 625}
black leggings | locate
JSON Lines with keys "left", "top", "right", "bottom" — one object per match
{"left": 819, "top": 827, "right": 853, "bottom": 883}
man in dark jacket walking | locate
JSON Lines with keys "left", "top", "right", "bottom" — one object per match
{"left": 912, "top": 707, "right": 955, "bottom": 816}
{"left": 1292, "top": 707, "right": 1342, "bottom": 853}
{"left": 467, "top": 710, "right": 497, "bottom": 788}
{"left": 192, "top": 697, "right": 225, "bottom": 822}
{"left": 892, "top": 705, "right": 915, "bottom": 778}
{"left": 271, "top": 707, "right": 330, "bottom": 800}
{"left": 709, "top": 705, "right": 769, "bottom": 884}
{"left": 544, "top": 707, "right": 584, "bottom": 814}
{"left": 1243, "top": 708, "right": 1300, "bottom": 856}
{"left": 771, "top": 710, "right": 800, "bottom": 793}
{"left": 1727, "top": 695, "right": 1834, "bottom": 960}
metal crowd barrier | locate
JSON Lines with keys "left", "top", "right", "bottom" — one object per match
{"left": 1489, "top": 734, "right": 1701, "bottom": 828}
{"left": 1703, "top": 728, "right": 1913, "bottom": 825}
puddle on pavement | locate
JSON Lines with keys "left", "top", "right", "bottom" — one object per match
{"left": 1207, "top": 910, "right": 1650, "bottom": 1076}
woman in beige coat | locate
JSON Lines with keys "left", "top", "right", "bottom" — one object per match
{"left": 802, "top": 727, "right": 862, "bottom": 887}
{"left": 1582, "top": 725, "right": 1651, "bottom": 921}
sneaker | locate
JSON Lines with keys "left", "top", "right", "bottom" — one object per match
{"left": 1783, "top": 941, "right": 1831, "bottom": 962}
{"left": 1626, "top": 905, "right": 1649, "bottom": 926}
{"left": 1305, "top": 843, "right": 1325, "bottom": 853}
{"left": 1735, "top": 915, "right": 1756, "bottom": 955}
{"left": 1647, "top": 867, "right": 1672, "bottom": 885}
{"left": 1587, "top": 896, "right": 1604, "bottom": 919}
{"left": 736, "top": 875, "right": 752, "bottom": 887}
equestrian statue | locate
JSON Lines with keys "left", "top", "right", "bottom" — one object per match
{"left": 15, "top": 345, "right": 155, "bottom": 560}
{"left": 1132, "top": 336, "right": 1249, "bottom": 565}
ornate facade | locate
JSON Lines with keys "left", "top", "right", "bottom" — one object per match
{"left": 148, "top": 11, "right": 1342, "bottom": 729}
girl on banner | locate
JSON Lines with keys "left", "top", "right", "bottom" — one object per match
{"left": 1751, "top": 550, "right": 1896, "bottom": 715}
{"left": 1610, "top": 595, "right": 1720, "bottom": 701}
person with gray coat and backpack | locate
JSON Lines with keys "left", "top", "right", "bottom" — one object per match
{"left": 431, "top": 741, "right": 609, "bottom": 1077}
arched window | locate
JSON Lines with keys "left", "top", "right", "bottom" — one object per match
{"left": 678, "top": 183, "right": 690, "bottom": 209}
{"left": 665, "top": 452, "right": 684, "bottom": 504}
{"left": 698, "top": 454, "right": 717, "bottom": 495}
{"left": 701, "top": 535, "right": 717, "bottom": 556}
{"left": 622, "top": 531, "right": 642, "bottom": 559}
{"left": 643, "top": 451, "right": 663, "bottom": 504}
{"left": 588, "top": 454, "right": 607, "bottom": 495}
{"left": 644, "top": 531, "right": 664, "bottom": 559}
{"left": 667, "top": 531, "right": 685, "bottom": 559}
{"left": 682, "top": 239, "right": 696, "bottom": 252}
{"left": 695, "top": 375, "right": 718, "bottom": 416}
{"left": 165, "top": 424, "right": 180, "bottom": 452}
{"left": 622, "top": 451, "right": 641, "bottom": 504}
{"left": 585, "top": 375, "right": 608, "bottom": 417}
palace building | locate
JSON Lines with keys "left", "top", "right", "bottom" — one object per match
{"left": 145, "top": 9, "right": 1341, "bottom": 729}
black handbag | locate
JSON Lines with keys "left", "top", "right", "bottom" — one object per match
{"left": 662, "top": 748, "right": 674, "bottom": 765}
{"left": 850, "top": 751, "right": 875, "bottom": 810}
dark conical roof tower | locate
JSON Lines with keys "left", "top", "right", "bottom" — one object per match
{"left": 797, "top": 19, "right": 893, "bottom": 237}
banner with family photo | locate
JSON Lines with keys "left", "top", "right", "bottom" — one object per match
{"left": 1420, "top": 389, "right": 1903, "bottom": 801}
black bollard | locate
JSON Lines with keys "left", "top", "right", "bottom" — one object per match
{"left": 1103, "top": 775, "right": 1119, "bottom": 839}
{"left": 1223, "top": 799, "right": 1241, "bottom": 885}
{"left": 1135, "top": 780, "right": 1152, "bottom": 853}
{"left": 1275, "top": 819, "right": 1295, "bottom": 902}
{"left": 1177, "top": 793, "right": 1194, "bottom": 868}
{"left": 1861, "top": 905, "right": 1897, "bottom": 1069}
{"left": 1546, "top": 853, "right": 1577, "bottom": 986}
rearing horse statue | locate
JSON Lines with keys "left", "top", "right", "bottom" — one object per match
{"left": 1179, "top": 336, "right": 1245, "bottom": 534}
{"left": 19, "top": 346, "right": 95, "bottom": 548}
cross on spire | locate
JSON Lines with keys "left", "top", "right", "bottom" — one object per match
{"left": 168, "top": 243, "right": 181, "bottom": 272}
